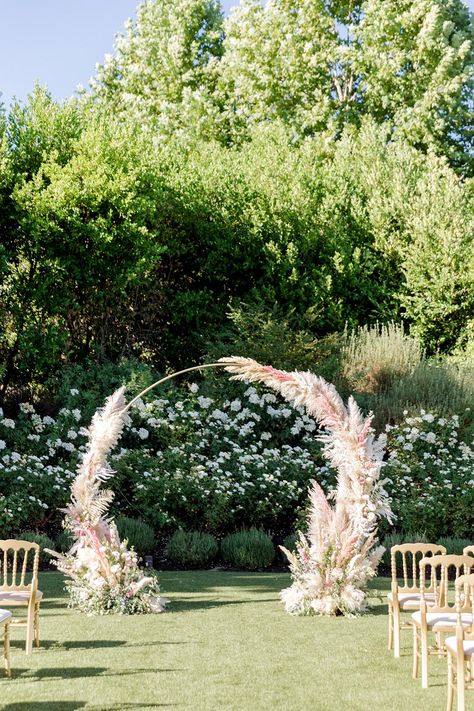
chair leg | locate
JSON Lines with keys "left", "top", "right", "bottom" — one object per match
{"left": 447, "top": 651, "right": 454, "bottom": 711}
{"left": 25, "top": 605, "right": 34, "bottom": 655}
{"left": 34, "top": 603, "right": 40, "bottom": 647}
{"left": 393, "top": 606, "right": 401, "bottom": 658}
{"left": 388, "top": 603, "right": 393, "bottom": 651}
{"left": 421, "top": 628, "right": 429, "bottom": 688}
{"left": 413, "top": 625, "right": 419, "bottom": 679}
{"left": 4, "top": 622, "right": 11, "bottom": 678}
{"left": 456, "top": 654, "right": 465, "bottom": 711}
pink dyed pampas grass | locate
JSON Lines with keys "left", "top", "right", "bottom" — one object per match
{"left": 48, "top": 387, "right": 167, "bottom": 615}
{"left": 220, "top": 357, "right": 392, "bottom": 616}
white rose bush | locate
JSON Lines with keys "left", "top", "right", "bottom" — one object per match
{"left": 382, "top": 410, "right": 474, "bottom": 540}
{"left": 0, "top": 383, "right": 322, "bottom": 537}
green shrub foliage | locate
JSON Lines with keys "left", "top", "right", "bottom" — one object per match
{"left": 54, "top": 530, "right": 74, "bottom": 554}
{"left": 0, "top": 356, "right": 472, "bottom": 542}
{"left": 92, "top": 0, "right": 474, "bottom": 171}
{"left": 115, "top": 517, "right": 155, "bottom": 558}
{"left": 1, "top": 95, "right": 473, "bottom": 397}
{"left": 338, "top": 324, "right": 474, "bottom": 429}
{"left": 221, "top": 529, "right": 275, "bottom": 570}
{"left": 1, "top": 1, "right": 473, "bottom": 555}
{"left": 435, "top": 537, "right": 474, "bottom": 556}
{"left": 380, "top": 532, "right": 429, "bottom": 569}
{"left": 281, "top": 533, "right": 298, "bottom": 559}
{"left": 166, "top": 530, "right": 219, "bottom": 567}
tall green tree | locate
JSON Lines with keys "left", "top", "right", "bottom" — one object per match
{"left": 0, "top": 91, "right": 167, "bottom": 394}
{"left": 217, "top": 0, "right": 341, "bottom": 139}
{"left": 354, "top": 0, "right": 474, "bottom": 171}
{"left": 221, "top": 0, "right": 473, "bottom": 167}
{"left": 92, "top": 0, "right": 224, "bottom": 138}
{"left": 92, "top": 0, "right": 473, "bottom": 169}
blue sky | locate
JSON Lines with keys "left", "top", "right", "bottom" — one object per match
{"left": 1, "top": 0, "right": 473, "bottom": 109}
{"left": 0, "top": 0, "right": 235, "bottom": 108}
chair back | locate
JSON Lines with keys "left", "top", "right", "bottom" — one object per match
{"left": 391, "top": 543, "right": 446, "bottom": 593}
{"left": 0, "top": 539, "right": 40, "bottom": 591}
{"left": 455, "top": 573, "right": 474, "bottom": 636}
{"left": 419, "top": 554, "right": 474, "bottom": 612}
{"left": 463, "top": 545, "right": 474, "bottom": 557}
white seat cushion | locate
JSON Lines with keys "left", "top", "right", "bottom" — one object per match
{"left": 412, "top": 610, "right": 473, "bottom": 631}
{"left": 0, "top": 609, "right": 12, "bottom": 624}
{"left": 0, "top": 590, "right": 43, "bottom": 604}
{"left": 445, "top": 635, "right": 474, "bottom": 658}
{"left": 388, "top": 592, "right": 436, "bottom": 610}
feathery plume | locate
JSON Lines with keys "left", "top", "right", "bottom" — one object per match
{"left": 48, "top": 387, "right": 167, "bottom": 616}
{"left": 220, "top": 356, "right": 391, "bottom": 616}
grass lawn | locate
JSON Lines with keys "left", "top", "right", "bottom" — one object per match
{"left": 0, "top": 571, "right": 454, "bottom": 711}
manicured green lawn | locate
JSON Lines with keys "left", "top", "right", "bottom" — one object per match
{"left": 0, "top": 571, "right": 453, "bottom": 711}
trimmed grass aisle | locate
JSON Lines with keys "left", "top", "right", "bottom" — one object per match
{"left": 1, "top": 572, "right": 450, "bottom": 711}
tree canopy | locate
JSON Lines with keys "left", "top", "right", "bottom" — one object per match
{"left": 92, "top": 0, "right": 474, "bottom": 170}
{"left": 0, "top": 0, "right": 473, "bottom": 395}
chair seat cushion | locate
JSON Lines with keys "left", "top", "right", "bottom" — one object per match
{"left": 412, "top": 610, "right": 473, "bottom": 631}
{"left": 388, "top": 592, "right": 436, "bottom": 609}
{"left": 0, "top": 609, "right": 12, "bottom": 624}
{"left": 0, "top": 590, "right": 43, "bottom": 604}
{"left": 445, "top": 635, "right": 474, "bottom": 658}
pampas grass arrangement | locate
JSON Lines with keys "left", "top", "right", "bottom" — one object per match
{"left": 48, "top": 387, "right": 167, "bottom": 615}
{"left": 49, "top": 356, "right": 391, "bottom": 617}
{"left": 220, "top": 357, "right": 393, "bottom": 615}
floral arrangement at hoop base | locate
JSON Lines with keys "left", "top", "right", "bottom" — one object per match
{"left": 221, "top": 357, "right": 392, "bottom": 617}
{"left": 279, "top": 490, "right": 384, "bottom": 617}
{"left": 48, "top": 387, "right": 167, "bottom": 615}
{"left": 59, "top": 523, "right": 164, "bottom": 616}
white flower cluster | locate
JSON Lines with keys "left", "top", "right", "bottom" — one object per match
{"left": 383, "top": 410, "right": 474, "bottom": 537}
{"left": 0, "top": 385, "right": 323, "bottom": 535}
{"left": 111, "top": 385, "right": 323, "bottom": 531}
{"left": 0, "top": 389, "right": 471, "bottom": 543}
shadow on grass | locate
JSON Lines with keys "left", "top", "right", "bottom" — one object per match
{"left": 372, "top": 578, "right": 391, "bottom": 592}
{"left": 169, "top": 596, "right": 277, "bottom": 613}
{"left": 60, "top": 639, "right": 187, "bottom": 650}
{"left": 161, "top": 571, "right": 287, "bottom": 595}
{"left": 16, "top": 667, "right": 183, "bottom": 680}
{"left": 2, "top": 704, "right": 175, "bottom": 711}
{"left": 41, "top": 601, "right": 71, "bottom": 609}
{"left": 10, "top": 638, "right": 189, "bottom": 652}
{"left": 125, "top": 640, "right": 188, "bottom": 647}
{"left": 9, "top": 639, "right": 128, "bottom": 651}
{"left": 3, "top": 705, "right": 86, "bottom": 711}
{"left": 365, "top": 606, "right": 388, "bottom": 617}
{"left": 86, "top": 705, "right": 178, "bottom": 710}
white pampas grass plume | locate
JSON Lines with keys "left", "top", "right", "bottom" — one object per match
{"left": 49, "top": 385, "right": 167, "bottom": 615}
{"left": 81, "top": 387, "right": 127, "bottom": 482}
{"left": 220, "top": 355, "right": 391, "bottom": 617}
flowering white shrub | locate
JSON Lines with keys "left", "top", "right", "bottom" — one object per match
{"left": 114, "top": 385, "right": 322, "bottom": 533}
{"left": 0, "top": 385, "right": 472, "bottom": 545}
{"left": 0, "top": 384, "right": 323, "bottom": 537}
{"left": 382, "top": 410, "right": 474, "bottom": 539}
{"left": 303, "top": 409, "right": 474, "bottom": 541}
{"left": 0, "top": 403, "right": 82, "bottom": 533}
